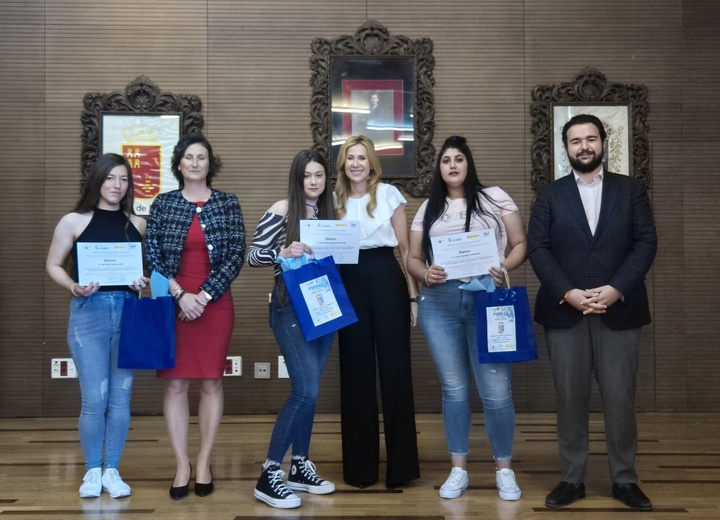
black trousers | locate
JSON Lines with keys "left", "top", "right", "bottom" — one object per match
{"left": 338, "top": 247, "right": 420, "bottom": 487}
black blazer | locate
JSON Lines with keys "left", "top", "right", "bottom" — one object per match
{"left": 527, "top": 172, "right": 657, "bottom": 330}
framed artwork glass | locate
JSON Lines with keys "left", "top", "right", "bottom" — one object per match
{"left": 81, "top": 76, "right": 204, "bottom": 214}
{"left": 330, "top": 57, "right": 415, "bottom": 178}
{"left": 310, "top": 20, "right": 435, "bottom": 197}
{"left": 101, "top": 114, "right": 181, "bottom": 215}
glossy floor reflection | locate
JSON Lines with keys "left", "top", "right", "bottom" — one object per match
{"left": 0, "top": 413, "right": 719, "bottom": 519}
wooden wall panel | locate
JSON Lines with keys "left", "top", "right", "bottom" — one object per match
{"left": 0, "top": 0, "right": 718, "bottom": 417}
{"left": 205, "top": 2, "right": 371, "bottom": 415}
{"left": 0, "top": 0, "right": 46, "bottom": 417}
{"left": 676, "top": 1, "right": 720, "bottom": 411}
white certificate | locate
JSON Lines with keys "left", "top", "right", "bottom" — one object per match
{"left": 300, "top": 220, "right": 361, "bottom": 264}
{"left": 431, "top": 230, "right": 501, "bottom": 280}
{"left": 486, "top": 304, "right": 518, "bottom": 353}
{"left": 299, "top": 275, "right": 344, "bottom": 326}
{"left": 76, "top": 242, "right": 143, "bottom": 286}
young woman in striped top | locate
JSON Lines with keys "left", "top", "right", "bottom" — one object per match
{"left": 248, "top": 149, "right": 336, "bottom": 509}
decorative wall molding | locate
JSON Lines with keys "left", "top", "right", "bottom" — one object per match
{"left": 530, "top": 68, "right": 650, "bottom": 190}
{"left": 80, "top": 75, "right": 203, "bottom": 186}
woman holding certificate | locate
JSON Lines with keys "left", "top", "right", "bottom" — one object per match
{"left": 407, "top": 136, "right": 527, "bottom": 501}
{"left": 334, "top": 135, "right": 421, "bottom": 489}
{"left": 46, "top": 153, "right": 148, "bottom": 499}
{"left": 145, "top": 133, "right": 245, "bottom": 500}
{"left": 247, "top": 149, "right": 336, "bottom": 509}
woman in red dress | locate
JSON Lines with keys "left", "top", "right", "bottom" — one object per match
{"left": 146, "top": 133, "right": 245, "bottom": 500}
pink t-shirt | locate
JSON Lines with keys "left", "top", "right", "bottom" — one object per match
{"left": 411, "top": 186, "right": 518, "bottom": 262}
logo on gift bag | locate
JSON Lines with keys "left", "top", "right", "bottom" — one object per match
{"left": 300, "top": 275, "right": 342, "bottom": 326}
{"left": 487, "top": 305, "right": 516, "bottom": 353}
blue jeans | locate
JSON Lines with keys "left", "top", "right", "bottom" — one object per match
{"left": 266, "top": 286, "right": 334, "bottom": 463}
{"left": 67, "top": 291, "right": 135, "bottom": 470}
{"left": 418, "top": 281, "right": 515, "bottom": 460}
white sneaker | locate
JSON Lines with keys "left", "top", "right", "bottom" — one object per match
{"left": 439, "top": 467, "right": 468, "bottom": 499}
{"left": 79, "top": 468, "right": 102, "bottom": 498}
{"left": 496, "top": 468, "right": 521, "bottom": 500}
{"left": 102, "top": 468, "right": 132, "bottom": 498}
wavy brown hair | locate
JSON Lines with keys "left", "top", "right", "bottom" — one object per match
{"left": 334, "top": 135, "right": 382, "bottom": 218}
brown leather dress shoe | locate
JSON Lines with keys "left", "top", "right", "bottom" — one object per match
{"left": 545, "top": 481, "right": 586, "bottom": 508}
{"left": 612, "top": 483, "right": 652, "bottom": 511}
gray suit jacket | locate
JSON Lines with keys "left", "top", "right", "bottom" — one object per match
{"left": 527, "top": 172, "right": 657, "bottom": 330}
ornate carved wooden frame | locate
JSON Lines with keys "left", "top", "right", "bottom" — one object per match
{"left": 309, "top": 20, "right": 435, "bottom": 197}
{"left": 80, "top": 75, "right": 203, "bottom": 185}
{"left": 530, "top": 68, "right": 650, "bottom": 190}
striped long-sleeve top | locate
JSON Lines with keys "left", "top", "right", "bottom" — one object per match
{"left": 247, "top": 211, "right": 287, "bottom": 278}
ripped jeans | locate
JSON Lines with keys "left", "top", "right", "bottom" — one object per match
{"left": 418, "top": 280, "right": 515, "bottom": 460}
{"left": 67, "top": 291, "right": 135, "bottom": 470}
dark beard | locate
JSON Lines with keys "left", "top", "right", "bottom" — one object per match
{"left": 569, "top": 152, "right": 603, "bottom": 173}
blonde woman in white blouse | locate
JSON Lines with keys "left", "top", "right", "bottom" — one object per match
{"left": 334, "top": 135, "right": 420, "bottom": 489}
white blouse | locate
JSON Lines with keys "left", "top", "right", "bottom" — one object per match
{"left": 341, "top": 183, "right": 406, "bottom": 249}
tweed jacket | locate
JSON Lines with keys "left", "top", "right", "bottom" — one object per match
{"left": 527, "top": 172, "right": 657, "bottom": 330}
{"left": 146, "top": 189, "right": 246, "bottom": 300}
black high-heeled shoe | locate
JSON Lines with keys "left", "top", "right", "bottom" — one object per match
{"left": 169, "top": 464, "right": 192, "bottom": 500}
{"left": 194, "top": 465, "right": 214, "bottom": 497}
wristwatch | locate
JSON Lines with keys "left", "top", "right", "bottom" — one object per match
{"left": 201, "top": 290, "right": 212, "bottom": 303}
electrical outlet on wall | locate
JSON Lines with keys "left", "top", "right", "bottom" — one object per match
{"left": 224, "top": 356, "right": 242, "bottom": 376}
{"left": 254, "top": 362, "right": 271, "bottom": 379}
{"left": 51, "top": 358, "right": 78, "bottom": 379}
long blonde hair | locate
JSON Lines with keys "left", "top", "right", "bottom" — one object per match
{"left": 335, "top": 135, "right": 382, "bottom": 218}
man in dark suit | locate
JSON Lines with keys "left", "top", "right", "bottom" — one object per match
{"left": 366, "top": 92, "right": 386, "bottom": 127}
{"left": 528, "top": 114, "right": 657, "bottom": 511}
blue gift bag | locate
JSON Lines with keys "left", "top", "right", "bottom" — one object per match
{"left": 118, "top": 295, "right": 176, "bottom": 369}
{"left": 475, "top": 284, "right": 538, "bottom": 364}
{"left": 281, "top": 256, "right": 358, "bottom": 342}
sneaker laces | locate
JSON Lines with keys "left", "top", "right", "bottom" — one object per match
{"left": 104, "top": 469, "right": 122, "bottom": 484}
{"left": 497, "top": 468, "right": 519, "bottom": 490}
{"left": 267, "top": 467, "right": 294, "bottom": 497}
{"left": 297, "top": 459, "right": 323, "bottom": 483}
{"left": 443, "top": 467, "right": 466, "bottom": 487}
{"left": 84, "top": 469, "right": 101, "bottom": 484}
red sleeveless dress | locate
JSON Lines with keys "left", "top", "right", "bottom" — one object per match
{"left": 157, "top": 202, "right": 235, "bottom": 379}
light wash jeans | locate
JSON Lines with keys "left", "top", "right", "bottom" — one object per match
{"left": 266, "top": 285, "right": 334, "bottom": 463}
{"left": 67, "top": 291, "right": 135, "bottom": 470}
{"left": 418, "top": 280, "right": 515, "bottom": 460}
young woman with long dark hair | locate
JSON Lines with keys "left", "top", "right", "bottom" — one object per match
{"left": 407, "top": 136, "right": 527, "bottom": 501}
{"left": 248, "top": 150, "right": 336, "bottom": 509}
{"left": 46, "top": 153, "right": 148, "bottom": 499}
